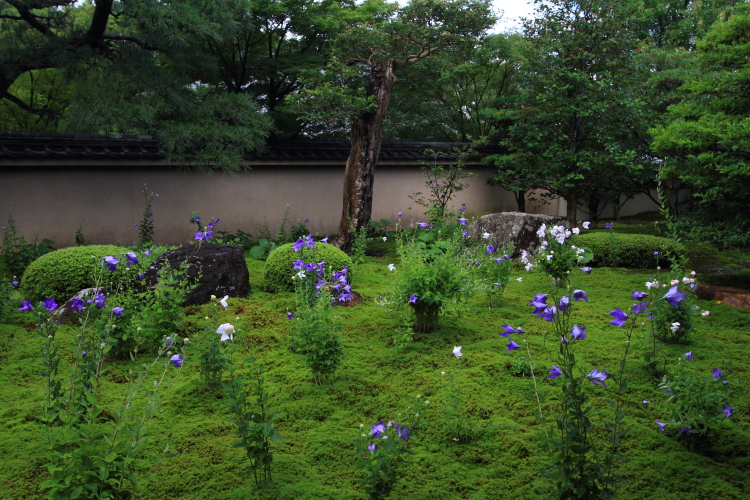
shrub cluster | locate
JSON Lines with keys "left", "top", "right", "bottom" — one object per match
{"left": 262, "top": 242, "right": 352, "bottom": 292}
{"left": 575, "top": 232, "right": 683, "bottom": 268}
{"left": 21, "top": 245, "right": 130, "bottom": 301}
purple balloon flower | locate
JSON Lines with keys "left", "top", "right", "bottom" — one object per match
{"left": 71, "top": 298, "right": 84, "bottom": 312}
{"left": 170, "top": 354, "right": 184, "bottom": 368}
{"left": 43, "top": 298, "right": 58, "bottom": 311}
{"left": 397, "top": 424, "right": 410, "bottom": 440}
{"left": 605, "top": 223, "right": 612, "bottom": 229}
{"left": 548, "top": 365, "right": 562, "bottom": 379}
{"left": 398, "top": 211, "right": 403, "bottom": 217}
{"left": 292, "top": 238, "right": 305, "bottom": 252}
{"left": 371, "top": 422, "right": 386, "bottom": 438}
{"left": 418, "top": 221, "right": 428, "bottom": 229}
{"left": 540, "top": 306, "right": 557, "bottom": 322}
{"left": 506, "top": 338, "right": 520, "bottom": 351}
{"left": 712, "top": 368, "right": 723, "bottom": 379}
{"left": 632, "top": 289, "right": 648, "bottom": 300}
{"left": 500, "top": 324, "right": 516, "bottom": 337}
{"left": 12, "top": 280, "right": 18, "bottom": 287}
{"left": 664, "top": 285, "right": 687, "bottom": 307}
{"left": 18, "top": 300, "right": 33, "bottom": 311}
{"left": 573, "top": 289, "right": 588, "bottom": 302}
{"left": 723, "top": 404, "right": 733, "bottom": 418}
{"left": 368, "top": 443, "right": 377, "bottom": 451}
{"left": 559, "top": 296, "right": 570, "bottom": 311}
{"left": 113, "top": 307, "right": 125, "bottom": 318}
{"left": 409, "top": 294, "right": 418, "bottom": 304}
{"left": 656, "top": 420, "right": 667, "bottom": 433}
{"left": 571, "top": 324, "right": 587, "bottom": 340}
{"left": 101, "top": 256, "right": 119, "bottom": 271}
{"left": 194, "top": 232, "right": 204, "bottom": 241}
{"left": 459, "top": 217, "right": 467, "bottom": 226}
{"left": 609, "top": 308, "right": 629, "bottom": 327}
{"left": 125, "top": 252, "right": 139, "bottom": 266}
{"left": 293, "top": 259, "right": 305, "bottom": 270}
{"left": 684, "top": 351, "right": 693, "bottom": 361}
{"left": 94, "top": 293, "right": 106, "bottom": 308}
{"left": 632, "top": 301, "right": 649, "bottom": 315}
{"left": 586, "top": 369, "right": 608, "bottom": 387}
{"left": 581, "top": 267, "right": 592, "bottom": 274}
{"left": 486, "top": 245, "right": 495, "bottom": 254}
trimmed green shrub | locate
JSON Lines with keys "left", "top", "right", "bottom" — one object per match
{"left": 262, "top": 242, "right": 352, "bottom": 292}
{"left": 21, "top": 245, "right": 129, "bottom": 301}
{"left": 575, "top": 232, "right": 683, "bottom": 269}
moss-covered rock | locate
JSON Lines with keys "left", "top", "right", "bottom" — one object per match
{"left": 21, "top": 245, "right": 130, "bottom": 301}
{"left": 262, "top": 242, "right": 352, "bottom": 292}
{"left": 575, "top": 232, "right": 683, "bottom": 269}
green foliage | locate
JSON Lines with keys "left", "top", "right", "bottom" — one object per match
{"left": 354, "top": 396, "right": 428, "bottom": 500}
{"left": 224, "top": 352, "right": 283, "bottom": 487}
{"left": 74, "top": 221, "right": 89, "bottom": 247}
{"left": 351, "top": 225, "right": 368, "bottom": 265}
{"left": 249, "top": 239, "right": 279, "bottom": 260}
{"left": 409, "top": 148, "right": 474, "bottom": 223}
{"left": 507, "top": 355, "right": 534, "bottom": 377}
{"left": 575, "top": 232, "right": 683, "bottom": 269}
{"left": 439, "top": 370, "right": 473, "bottom": 444}
{"left": 138, "top": 185, "right": 158, "bottom": 245}
{"left": 1, "top": 211, "right": 55, "bottom": 278}
{"left": 115, "top": 264, "right": 194, "bottom": 359}
{"left": 262, "top": 242, "right": 352, "bottom": 293}
{"left": 650, "top": 5, "right": 750, "bottom": 237}
{"left": 469, "top": 243, "right": 514, "bottom": 308}
{"left": 1, "top": 0, "right": 273, "bottom": 171}
{"left": 20, "top": 245, "right": 129, "bottom": 302}
{"left": 391, "top": 229, "right": 475, "bottom": 333}
{"left": 659, "top": 358, "right": 734, "bottom": 452}
{"left": 489, "top": 0, "right": 652, "bottom": 219}
{"left": 288, "top": 298, "right": 343, "bottom": 385}
{"left": 31, "top": 295, "right": 182, "bottom": 500}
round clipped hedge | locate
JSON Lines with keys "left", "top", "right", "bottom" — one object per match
{"left": 262, "top": 242, "right": 353, "bottom": 292}
{"left": 575, "top": 232, "right": 683, "bottom": 268}
{"left": 21, "top": 245, "right": 130, "bottom": 302}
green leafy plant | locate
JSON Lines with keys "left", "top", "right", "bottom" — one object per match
{"left": 354, "top": 395, "right": 428, "bottom": 500}
{"left": 22, "top": 281, "right": 182, "bottom": 500}
{"left": 249, "top": 238, "right": 278, "bottom": 259}
{"left": 224, "top": 350, "right": 283, "bottom": 487}
{"left": 1, "top": 211, "right": 55, "bottom": 278}
{"left": 74, "top": 221, "right": 89, "bottom": 247}
{"left": 138, "top": 185, "right": 158, "bottom": 245}
{"left": 390, "top": 227, "right": 475, "bottom": 333}
{"left": 658, "top": 356, "right": 734, "bottom": 453}
{"left": 409, "top": 148, "right": 474, "bottom": 224}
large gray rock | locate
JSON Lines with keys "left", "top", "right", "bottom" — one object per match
{"left": 469, "top": 212, "right": 570, "bottom": 257}
{"left": 142, "top": 244, "right": 250, "bottom": 306}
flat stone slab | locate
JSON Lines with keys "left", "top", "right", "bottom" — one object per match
{"left": 695, "top": 283, "right": 750, "bottom": 310}
{"left": 469, "top": 212, "right": 570, "bottom": 257}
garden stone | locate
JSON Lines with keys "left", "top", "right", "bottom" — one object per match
{"left": 142, "top": 244, "right": 250, "bottom": 306}
{"left": 695, "top": 284, "right": 750, "bottom": 310}
{"left": 469, "top": 212, "right": 570, "bottom": 257}
{"left": 51, "top": 287, "right": 105, "bottom": 324}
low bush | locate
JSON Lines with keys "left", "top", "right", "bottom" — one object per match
{"left": 576, "top": 232, "right": 683, "bottom": 269}
{"left": 21, "top": 245, "right": 130, "bottom": 301}
{"left": 261, "top": 242, "right": 352, "bottom": 292}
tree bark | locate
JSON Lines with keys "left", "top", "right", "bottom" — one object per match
{"left": 515, "top": 190, "right": 526, "bottom": 213}
{"left": 566, "top": 194, "right": 577, "bottom": 227}
{"left": 333, "top": 61, "right": 397, "bottom": 252}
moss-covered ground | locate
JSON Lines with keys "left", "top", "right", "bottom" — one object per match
{"left": 1, "top": 235, "right": 749, "bottom": 499}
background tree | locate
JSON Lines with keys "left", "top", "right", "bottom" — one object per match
{"left": 486, "top": 0, "right": 650, "bottom": 226}
{"left": 651, "top": 4, "right": 750, "bottom": 244}
{"left": 383, "top": 33, "right": 523, "bottom": 143}
{"left": 294, "top": 0, "right": 494, "bottom": 251}
{"left": 0, "top": 0, "right": 272, "bottom": 171}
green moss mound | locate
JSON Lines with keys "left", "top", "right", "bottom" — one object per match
{"left": 262, "top": 242, "right": 352, "bottom": 292}
{"left": 576, "top": 232, "right": 683, "bottom": 268}
{"left": 21, "top": 245, "right": 130, "bottom": 301}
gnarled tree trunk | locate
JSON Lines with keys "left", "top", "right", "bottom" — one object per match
{"left": 333, "top": 62, "right": 397, "bottom": 252}
{"left": 566, "top": 194, "right": 577, "bottom": 228}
